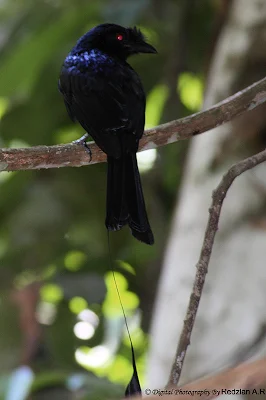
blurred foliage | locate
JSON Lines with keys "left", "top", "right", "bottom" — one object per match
{"left": 145, "top": 84, "right": 169, "bottom": 128}
{"left": 178, "top": 72, "right": 204, "bottom": 112}
{"left": 0, "top": 0, "right": 217, "bottom": 398}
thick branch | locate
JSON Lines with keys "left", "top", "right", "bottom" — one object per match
{"left": 168, "top": 146, "right": 266, "bottom": 386}
{"left": 126, "top": 357, "right": 266, "bottom": 400}
{"left": 1, "top": 76, "right": 266, "bottom": 171}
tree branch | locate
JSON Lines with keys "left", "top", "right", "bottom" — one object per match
{"left": 126, "top": 357, "right": 266, "bottom": 400}
{"left": 168, "top": 146, "right": 266, "bottom": 386}
{"left": 1, "top": 76, "right": 266, "bottom": 172}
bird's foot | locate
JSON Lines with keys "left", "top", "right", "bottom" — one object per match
{"left": 72, "top": 133, "right": 92, "bottom": 162}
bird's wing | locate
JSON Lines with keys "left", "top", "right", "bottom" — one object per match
{"left": 59, "top": 65, "right": 145, "bottom": 158}
{"left": 58, "top": 79, "right": 76, "bottom": 122}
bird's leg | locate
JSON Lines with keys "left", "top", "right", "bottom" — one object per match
{"left": 72, "top": 133, "right": 92, "bottom": 162}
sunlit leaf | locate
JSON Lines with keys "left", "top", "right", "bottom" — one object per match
{"left": 103, "top": 272, "right": 139, "bottom": 317}
{"left": 65, "top": 250, "right": 87, "bottom": 272}
{"left": 40, "top": 283, "right": 63, "bottom": 304}
{"left": 123, "top": 327, "right": 148, "bottom": 350}
{"left": 103, "top": 291, "right": 139, "bottom": 317}
{"left": 0, "top": 97, "right": 9, "bottom": 119}
{"left": 105, "top": 272, "right": 127, "bottom": 291}
{"left": 145, "top": 84, "right": 169, "bottom": 129}
{"left": 69, "top": 296, "right": 88, "bottom": 314}
{"left": 178, "top": 72, "right": 203, "bottom": 111}
{"left": 105, "top": 355, "right": 132, "bottom": 384}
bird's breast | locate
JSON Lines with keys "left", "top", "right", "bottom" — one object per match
{"left": 64, "top": 49, "right": 117, "bottom": 77}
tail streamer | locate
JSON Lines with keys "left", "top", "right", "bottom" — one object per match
{"left": 107, "top": 231, "right": 142, "bottom": 397}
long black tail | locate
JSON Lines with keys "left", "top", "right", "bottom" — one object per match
{"left": 105, "top": 153, "right": 154, "bottom": 245}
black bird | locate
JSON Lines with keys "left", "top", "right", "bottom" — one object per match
{"left": 59, "top": 23, "right": 157, "bottom": 245}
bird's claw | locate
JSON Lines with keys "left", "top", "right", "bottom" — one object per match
{"left": 72, "top": 133, "right": 92, "bottom": 162}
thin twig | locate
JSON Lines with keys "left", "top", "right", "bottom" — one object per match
{"left": 168, "top": 147, "right": 266, "bottom": 386}
{"left": 1, "top": 76, "right": 266, "bottom": 171}
{"left": 125, "top": 357, "right": 266, "bottom": 400}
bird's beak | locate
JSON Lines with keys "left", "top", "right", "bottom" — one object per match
{"left": 135, "top": 41, "right": 157, "bottom": 54}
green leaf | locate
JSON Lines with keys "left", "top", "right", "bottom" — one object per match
{"left": 178, "top": 72, "right": 203, "bottom": 111}
{"left": 103, "top": 272, "right": 139, "bottom": 317}
{"left": 40, "top": 283, "right": 63, "bottom": 304}
{"left": 145, "top": 84, "right": 169, "bottom": 128}
{"left": 65, "top": 250, "right": 87, "bottom": 272}
{"left": 69, "top": 296, "right": 88, "bottom": 314}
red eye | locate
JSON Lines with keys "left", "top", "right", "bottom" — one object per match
{"left": 116, "top": 34, "right": 123, "bottom": 41}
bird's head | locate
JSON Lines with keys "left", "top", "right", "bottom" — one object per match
{"left": 74, "top": 23, "right": 157, "bottom": 60}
